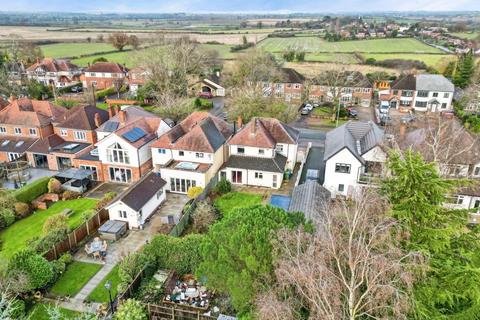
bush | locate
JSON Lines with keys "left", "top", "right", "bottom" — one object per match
{"left": 193, "top": 98, "right": 213, "bottom": 110}
{"left": 8, "top": 249, "right": 54, "bottom": 292}
{"left": 283, "top": 50, "right": 295, "bottom": 62}
{"left": 47, "top": 178, "right": 62, "bottom": 194}
{"left": 192, "top": 200, "right": 218, "bottom": 233}
{"left": 51, "top": 259, "right": 67, "bottom": 282}
{"left": 365, "top": 57, "right": 377, "bottom": 65}
{"left": 13, "top": 202, "right": 31, "bottom": 218}
{"left": 187, "top": 186, "right": 204, "bottom": 200}
{"left": 62, "top": 190, "right": 81, "bottom": 200}
{"left": 95, "top": 192, "right": 117, "bottom": 210}
{"left": 59, "top": 253, "right": 73, "bottom": 265}
{"left": 215, "top": 177, "right": 231, "bottom": 195}
{"left": 0, "top": 208, "right": 15, "bottom": 229}
{"left": 12, "top": 176, "right": 49, "bottom": 203}
{"left": 295, "top": 51, "right": 305, "bottom": 62}
{"left": 114, "top": 299, "right": 147, "bottom": 320}
{"left": 43, "top": 213, "right": 68, "bottom": 235}
{"left": 118, "top": 253, "right": 152, "bottom": 293}
{"left": 230, "top": 42, "right": 254, "bottom": 52}
{"left": 10, "top": 299, "right": 26, "bottom": 319}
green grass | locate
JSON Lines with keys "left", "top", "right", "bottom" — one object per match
{"left": 199, "top": 43, "right": 237, "bottom": 59}
{"left": 449, "top": 32, "right": 479, "bottom": 40}
{"left": 0, "top": 198, "right": 98, "bottom": 260}
{"left": 50, "top": 261, "right": 103, "bottom": 297}
{"left": 363, "top": 53, "right": 456, "bottom": 69}
{"left": 28, "top": 303, "right": 82, "bottom": 320}
{"left": 40, "top": 42, "right": 122, "bottom": 59}
{"left": 258, "top": 37, "right": 443, "bottom": 54}
{"left": 72, "top": 50, "right": 136, "bottom": 67}
{"left": 87, "top": 264, "right": 120, "bottom": 302}
{"left": 313, "top": 107, "right": 333, "bottom": 116}
{"left": 214, "top": 192, "right": 263, "bottom": 216}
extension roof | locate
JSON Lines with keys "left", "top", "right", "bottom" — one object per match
{"left": 221, "top": 153, "right": 288, "bottom": 173}
{"left": 57, "top": 105, "right": 109, "bottom": 130}
{"left": 0, "top": 98, "right": 67, "bottom": 127}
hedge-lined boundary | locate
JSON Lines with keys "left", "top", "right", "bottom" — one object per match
{"left": 13, "top": 176, "right": 50, "bottom": 203}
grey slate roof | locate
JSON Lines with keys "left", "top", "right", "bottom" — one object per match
{"left": 222, "top": 153, "right": 288, "bottom": 173}
{"left": 416, "top": 74, "right": 454, "bottom": 92}
{"left": 324, "top": 121, "right": 384, "bottom": 164}
{"left": 288, "top": 180, "right": 331, "bottom": 220}
{"left": 117, "top": 172, "right": 166, "bottom": 212}
{"left": 200, "top": 117, "right": 229, "bottom": 152}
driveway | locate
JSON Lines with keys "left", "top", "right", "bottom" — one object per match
{"left": 296, "top": 128, "right": 326, "bottom": 148}
{"left": 209, "top": 96, "right": 226, "bottom": 120}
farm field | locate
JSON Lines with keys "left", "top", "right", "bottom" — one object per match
{"left": 449, "top": 32, "right": 479, "bottom": 40}
{"left": 257, "top": 37, "right": 443, "bottom": 53}
{"left": 40, "top": 43, "right": 123, "bottom": 58}
{"left": 363, "top": 53, "right": 457, "bottom": 69}
{"left": 0, "top": 198, "right": 98, "bottom": 260}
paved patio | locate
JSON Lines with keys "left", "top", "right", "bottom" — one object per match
{"left": 85, "top": 182, "right": 129, "bottom": 199}
{"left": 2, "top": 168, "right": 56, "bottom": 189}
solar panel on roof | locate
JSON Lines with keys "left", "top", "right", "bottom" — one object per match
{"left": 122, "top": 127, "right": 146, "bottom": 143}
{"left": 104, "top": 121, "right": 119, "bottom": 132}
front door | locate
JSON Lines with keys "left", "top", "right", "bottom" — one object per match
{"left": 232, "top": 171, "right": 242, "bottom": 184}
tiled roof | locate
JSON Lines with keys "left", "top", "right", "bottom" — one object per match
{"left": 391, "top": 74, "right": 416, "bottom": 91}
{"left": 26, "top": 58, "right": 79, "bottom": 73}
{"left": 0, "top": 136, "right": 38, "bottom": 153}
{"left": 222, "top": 153, "right": 288, "bottom": 173}
{"left": 228, "top": 118, "right": 299, "bottom": 148}
{"left": 416, "top": 74, "right": 454, "bottom": 92}
{"left": 324, "top": 121, "right": 384, "bottom": 163}
{"left": 312, "top": 71, "right": 372, "bottom": 88}
{"left": 114, "top": 172, "right": 166, "bottom": 212}
{"left": 0, "top": 98, "right": 67, "bottom": 127}
{"left": 58, "top": 105, "right": 109, "bottom": 130}
{"left": 85, "top": 62, "right": 127, "bottom": 74}
{"left": 97, "top": 106, "right": 159, "bottom": 133}
{"left": 115, "top": 117, "right": 162, "bottom": 148}
{"left": 27, "top": 134, "right": 65, "bottom": 154}
{"left": 152, "top": 111, "right": 232, "bottom": 153}
{"left": 276, "top": 68, "right": 305, "bottom": 83}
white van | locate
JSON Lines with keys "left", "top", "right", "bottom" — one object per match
{"left": 379, "top": 101, "right": 390, "bottom": 114}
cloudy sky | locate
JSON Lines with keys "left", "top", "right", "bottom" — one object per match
{"left": 2, "top": 0, "right": 480, "bottom": 13}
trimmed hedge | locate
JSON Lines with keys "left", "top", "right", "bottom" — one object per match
{"left": 13, "top": 176, "right": 50, "bottom": 203}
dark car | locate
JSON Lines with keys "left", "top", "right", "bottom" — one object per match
{"left": 71, "top": 86, "right": 82, "bottom": 93}
{"left": 379, "top": 114, "right": 392, "bottom": 126}
{"left": 347, "top": 108, "right": 358, "bottom": 118}
{"left": 199, "top": 92, "right": 214, "bottom": 99}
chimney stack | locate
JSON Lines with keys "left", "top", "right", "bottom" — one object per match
{"left": 8, "top": 95, "right": 16, "bottom": 103}
{"left": 115, "top": 105, "right": 121, "bottom": 115}
{"left": 94, "top": 112, "right": 102, "bottom": 128}
{"left": 237, "top": 115, "right": 242, "bottom": 129}
{"left": 108, "top": 104, "right": 114, "bottom": 118}
{"left": 250, "top": 118, "right": 257, "bottom": 135}
{"left": 118, "top": 110, "right": 126, "bottom": 124}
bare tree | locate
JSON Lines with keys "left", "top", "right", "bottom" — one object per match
{"left": 260, "top": 191, "right": 418, "bottom": 320}
{"left": 128, "top": 35, "right": 140, "bottom": 50}
{"left": 113, "top": 78, "right": 125, "bottom": 98}
{"left": 108, "top": 32, "right": 130, "bottom": 51}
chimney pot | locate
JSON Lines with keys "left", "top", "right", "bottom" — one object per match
{"left": 94, "top": 112, "right": 102, "bottom": 128}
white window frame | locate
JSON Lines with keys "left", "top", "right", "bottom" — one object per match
{"left": 255, "top": 172, "right": 263, "bottom": 179}
{"left": 8, "top": 153, "right": 20, "bottom": 161}
{"left": 119, "top": 210, "right": 127, "bottom": 218}
{"left": 106, "top": 143, "right": 130, "bottom": 164}
{"left": 0, "top": 127, "right": 6, "bottom": 134}
{"left": 29, "top": 128, "right": 37, "bottom": 136}
{"left": 14, "top": 127, "right": 21, "bottom": 135}
{"left": 74, "top": 131, "right": 87, "bottom": 141}
{"left": 60, "top": 129, "right": 68, "bottom": 136}
{"left": 195, "top": 152, "right": 204, "bottom": 158}
{"left": 158, "top": 148, "right": 166, "bottom": 154}
{"left": 335, "top": 163, "right": 351, "bottom": 174}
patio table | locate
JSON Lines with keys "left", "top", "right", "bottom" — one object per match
{"left": 91, "top": 241, "right": 103, "bottom": 252}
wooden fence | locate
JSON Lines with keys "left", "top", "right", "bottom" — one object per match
{"left": 43, "top": 209, "right": 109, "bottom": 261}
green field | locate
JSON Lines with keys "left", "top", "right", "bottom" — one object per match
{"left": 50, "top": 261, "right": 103, "bottom": 297}
{"left": 0, "top": 198, "right": 98, "bottom": 260}
{"left": 450, "top": 32, "right": 479, "bottom": 40}
{"left": 257, "top": 37, "right": 443, "bottom": 54}
{"left": 72, "top": 50, "right": 136, "bottom": 67}
{"left": 41, "top": 43, "right": 122, "bottom": 58}
{"left": 363, "top": 53, "right": 457, "bottom": 69}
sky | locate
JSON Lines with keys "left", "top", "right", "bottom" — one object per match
{"left": 2, "top": 0, "right": 480, "bottom": 13}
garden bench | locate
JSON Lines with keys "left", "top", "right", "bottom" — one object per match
{"left": 61, "top": 208, "right": 73, "bottom": 216}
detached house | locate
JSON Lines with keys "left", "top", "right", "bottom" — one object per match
{"left": 0, "top": 97, "right": 66, "bottom": 163}
{"left": 27, "top": 105, "right": 108, "bottom": 171}
{"left": 262, "top": 68, "right": 305, "bottom": 104}
{"left": 151, "top": 112, "right": 232, "bottom": 193}
{"left": 82, "top": 62, "right": 128, "bottom": 90}
{"left": 74, "top": 106, "right": 171, "bottom": 183}
{"left": 220, "top": 118, "right": 299, "bottom": 189}
{"left": 323, "top": 121, "right": 386, "bottom": 197}
{"left": 384, "top": 74, "right": 454, "bottom": 112}
{"left": 26, "top": 58, "right": 81, "bottom": 88}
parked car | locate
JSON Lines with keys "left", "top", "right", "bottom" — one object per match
{"left": 379, "top": 101, "right": 390, "bottom": 114}
{"left": 304, "top": 103, "right": 313, "bottom": 111}
{"left": 347, "top": 108, "right": 358, "bottom": 118}
{"left": 300, "top": 108, "right": 310, "bottom": 115}
{"left": 199, "top": 92, "right": 213, "bottom": 99}
{"left": 71, "top": 86, "right": 82, "bottom": 93}
{"left": 379, "top": 114, "right": 392, "bottom": 126}
{"left": 401, "top": 114, "right": 416, "bottom": 124}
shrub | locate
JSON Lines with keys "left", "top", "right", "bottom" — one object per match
{"left": 62, "top": 190, "right": 81, "bottom": 200}
{"left": 118, "top": 253, "right": 151, "bottom": 293}
{"left": 215, "top": 177, "right": 231, "bottom": 195}
{"left": 192, "top": 200, "right": 218, "bottom": 233}
{"left": 114, "top": 299, "right": 147, "bottom": 320}
{"left": 96, "top": 192, "right": 117, "bottom": 210}
{"left": 50, "top": 259, "right": 67, "bottom": 283}
{"left": 47, "top": 178, "right": 62, "bottom": 194}
{"left": 43, "top": 213, "right": 68, "bottom": 235}
{"left": 13, "top": 202, "right": 31, "bottom": 218}
{"left": 59, "top": 253, "right": 73, "bottom": 265}
{"left": 10, "top": 299, "right": 26, "bottom": 319}
{"left": 8, "top": 249, "right": 54, "bottom": 292}
{"left": 283, "top": 50, "right": 295, "bottom": 62}
{"left": 187, "top": 186, "right": 204, "bottom": 200}
{"left": 295, "top": 51, "right": 305, "bottom": 62}
{"left": 0, "top": 208, "right": 15, "bottom": 229}
{"left": 365, "top": 57, "right": 377, "bottom": 65}
{"left": 12, "top": 176, "right": 49, "bottom": 203}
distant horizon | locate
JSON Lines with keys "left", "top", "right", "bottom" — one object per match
{"left": 1, "top": 0, "right": 480, "bottom": 15}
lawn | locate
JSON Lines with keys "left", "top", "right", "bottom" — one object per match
{"left": 449, "top": 32, "right": 479, "bottom": 40}
{"left": 199, "top": 43, "right": 237, "bottom": 59}
{"left": 214, "top": 192, "right": 263, "bottom": 216}
{"left": 72, "top": 50, "right": 137, "bottom": 67}
{"left": 0, "top": 198, "right": 98, "bottom": 260}
{"left": 257, "top": 37, "right": 443, "bottom": 54}
{"left": 87, "top": 264, "right": 120, "bottom": 302}
{"left": 40, "top": 42, "right": 122, "bottom": 59}
{"left": 50, "top": 261, "right": 103, "bottom": 297}
{"left": 363, "top": 53, "right": 457, "bottom": 70}
{"left": 28, "top": 303, "right": 81, "bottom": 320}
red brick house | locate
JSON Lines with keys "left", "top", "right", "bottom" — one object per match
{"left": 26, "top": 58, "right": 81, "bottom": 88}
{"left": 261, "top": 68, "right": 305, "bottom": 104}
{"left": 82, "top": 62, "right": 128, "bottom": 90}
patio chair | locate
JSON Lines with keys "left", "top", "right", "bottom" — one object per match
{"left": 93, "top": 251, "right": 101, "bottom": 260}
{"left": 84, "top": 244, "right": 93, "bottom": 257}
